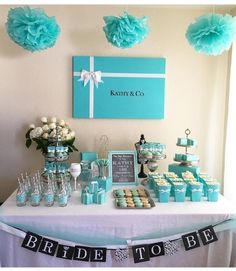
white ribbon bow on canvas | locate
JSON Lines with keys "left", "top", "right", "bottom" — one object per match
{"left": 79, "top": 70, "right": 103, "bottom": 88}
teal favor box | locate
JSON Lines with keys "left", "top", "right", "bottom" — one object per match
{"left": 73, "top": 56, "right": 166, "bottom": 119}
{"left": 173, "top": 183, "right": 187, "bottom": 202}
{"left": 168, "top": 163, "right": 200, "bottom": 178}
{"left": 88, "top": 181, "right": 99, "bottom": 194}
{"left": 80, "top": 152, "right": 98, "bottom": 163}
{"left": 198, "top": 177, "right": 208, "bottom": 197}
{"left": 158, "top": 184, "right": 171, "bottom": 203}
{"left": 148, "top": 174, "right": 159, "bottom": 190}
{"left": 93, "top": 177, "right": 112, "bottom": 192}
{"left": 81, "top": 192, "right": 93, "bottom": 205}
{"left": 93, "top": 189, "right": 106, "bottom": 204}
{"left": 207, "top": 183, "right": 220, "bottom": 202}
{"left": 190, "top": 182, "right": 203, "bottom": 202}
{"left": 183, "top": 179, "right": 196, "bottom": 197}
{"left": 169, "top": 178, "right": 183, "bottom": 197}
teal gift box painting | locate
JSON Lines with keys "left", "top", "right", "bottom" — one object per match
{"left": 73, "top": 56, "right": 166, "bottom": 119}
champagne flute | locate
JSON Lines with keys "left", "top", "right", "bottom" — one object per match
{"left": 70, "top": 163, "right": 81, "bottom": 191}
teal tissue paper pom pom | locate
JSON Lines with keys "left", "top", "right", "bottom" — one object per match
{"left": 6, "top": 6, "right": 60, "bottom": 52}
{"left": 103, "top": 12, "right": 149, "bottom": 49}
{"left": 186, "top": 13, "right": 236, "bottom": 56}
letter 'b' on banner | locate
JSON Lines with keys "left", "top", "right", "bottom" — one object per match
{"left": 182, "top": 231, "right": 200, "bottom": 251}
{"left": 21, "top": 232, "right": 42, "bottom": 252}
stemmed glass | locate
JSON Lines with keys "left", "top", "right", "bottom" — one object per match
{"left": 70, "top": 163, "right": 81, "bottom": 191}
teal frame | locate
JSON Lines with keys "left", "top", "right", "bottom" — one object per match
{"left": 108, "top": 150, "right": 138, "bottom": 185}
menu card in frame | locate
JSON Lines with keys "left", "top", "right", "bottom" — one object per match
{"left": 108, "top": 151, "right": 138, "bottom": 185}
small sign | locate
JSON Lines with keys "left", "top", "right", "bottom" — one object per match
{"left": 38, "top": 238, "right": 58, "bottom": 256}
{"left": 21, "top": 231, "right": 42, "bottom": 252}
{"left": 132, "top": 244, "right": 150, "bottom": 263}
{"left": 148, "top": 242, "right": 165, "bottom": 258}
{"left": 198, "top": 226, "right": 218, "bottom": 246}
{"left": 108, "top": 151, "right": 138, "bottom": 185}
{"left": 56, "top": 244, "right": 75, "bottom": 260}
{"left": 73, "top": 246, "right": 91, "bottom": 262}
{"left": 90, "top": 248, "right": 107, "bottom": 262}
{"left": 182, "top": 231, "right": 200, "bottom": 251}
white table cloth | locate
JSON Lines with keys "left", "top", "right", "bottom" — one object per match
{"left": 0, "top": 187, "right": 236, "bottom": 267}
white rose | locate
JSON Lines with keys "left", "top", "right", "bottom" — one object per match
{"left": 41, "top": 117, "right": 47, "bottom": 123}
{"left": 50, "top": 117, "right": 57, "bottom": 123}
{"left": 30, "top": 127, "right": 43, "bottom": 139}
{"left": 50, "top": 131, "right": 56, "bottom": 138}
{"left": 29, "top": 124, "right": 35, "bottom": 129}
{"left": 59, "top": 120, "right": 65, "bottom": 127}
{"left": 42, "top": 124, "right": 49, "bottom": 132}
{"left": 62, "top": 128, "right": 68, "bottom": 136}
{"left": 42, "top": 133, "right": 49, "bottom": 139}
{"left": 70, "top": 131, "right": 75, "bottom": 138}
{"left": 49, "top": 123, "right": 56, "bottom": 129}
{"left": 66, "top": 134, "right": 72, "bottom": 141}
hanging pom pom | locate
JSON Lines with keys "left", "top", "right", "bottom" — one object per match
{"left": 103, "top": 12, "right": 149, "bottom": 49}
{"left": 6, "top": 6, "right": 60, "bottom": 52}
{"left": 186, "top": 13, "right": 236, "bottom": 56}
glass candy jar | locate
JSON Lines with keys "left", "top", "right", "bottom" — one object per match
{"left": 16, "top": 178, "right": 27, "bottom": 207}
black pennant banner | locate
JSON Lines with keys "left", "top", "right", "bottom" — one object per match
{"left": 21, "top": 224, "right": 218, "bottom": 264}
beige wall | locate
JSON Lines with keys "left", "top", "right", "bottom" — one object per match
{"left": 0, "top": 5, "right": 232, "bottom": 202}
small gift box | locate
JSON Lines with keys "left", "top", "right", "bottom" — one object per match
{"left": 187, "top": 138, "right": 197, "bottom": 146}
{"left": 189, "top": 182, "right": 203, "bottom": 202}
{"left": 97, "top": 177, "right": 112, "bottom": 192}
{"left": 93, "top": 189, "right": 106, "bottom": 204}
{"left": 177, "top": 138, "right": 188, "bottom": 146}
{"left": 206, "top": 182, "right": 220, "bottom": 202}
{"left": 88, "top": 181, "right": 99, "bottom": 194}
{"left": 157, "top": 183, "right": 171, "bottom": 203}
{"left": 173, "top": 182, "right": 187, "bottom": 202}
{"left": 81, "top": 191, "right": 93, "bottom": 205}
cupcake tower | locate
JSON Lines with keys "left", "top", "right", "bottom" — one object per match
{"left": 139, "top": 142, "right": 166, "bottom": 175}
{"left": 174, "top": 129, "right": 199, "bottom": 166}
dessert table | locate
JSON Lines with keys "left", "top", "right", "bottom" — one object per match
{"left": 0, "top": 187, "right": 236, "bottom": 267}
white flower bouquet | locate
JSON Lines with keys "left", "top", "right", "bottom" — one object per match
{"left": 25, "top": 117, "right": 78, "bottom": 155}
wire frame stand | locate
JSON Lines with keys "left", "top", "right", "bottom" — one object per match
{"left": 174, "top": 128, "right": 199, "bottom": 167}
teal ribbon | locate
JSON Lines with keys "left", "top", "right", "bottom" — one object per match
{"left": 0, "top": 217, "right": 236, "bottom": 247}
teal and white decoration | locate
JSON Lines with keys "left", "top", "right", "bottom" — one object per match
{"left": 6, "top": 6, "right": 60, "bottom": 52}
{"left": 103, "top": 12, "right": 149, "bottom": 49}
{"left": 186, "top": 13, "right": 236, "bottom": 56}
{"left": 73, "top": 56, "right": 166, "bottom": 119}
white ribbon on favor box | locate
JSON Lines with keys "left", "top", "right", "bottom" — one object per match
{"left": 175, "top": 188, "right": 186, "bottom": 193}
{"left": 207, "top": 188, "right": 219, "bottom": 193}
{"left": 73, "top": 56, "right": 166, "bottom": 119}
{"left": 191, "top": 188, "right": 202, "bottom": 193}
{"left": 159, "top": 189, "right": 170, "bottom": 194}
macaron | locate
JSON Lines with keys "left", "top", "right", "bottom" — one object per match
{"left": 143, "top": 203, "right": 151, "bottom": 208}
{"left": 119, "top": 202, "right": 127, "bottom": 208}
{"left": 135, "top": 202, "right": 143, "bottom": 208}
{"left": 127, "top": 203, "right": 135, "bottom": 208}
